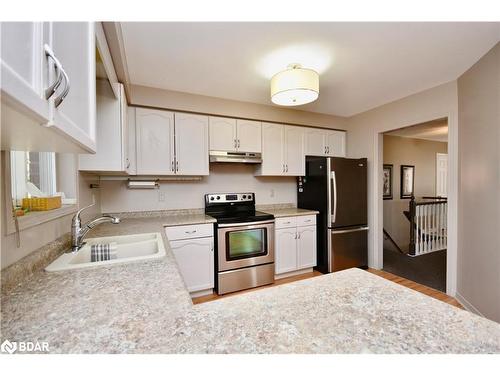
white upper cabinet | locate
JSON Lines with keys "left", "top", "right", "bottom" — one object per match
{"left": 133, "top": 108, "right": 209, "bottom": 176}
{"left": 1, "top": 22, "right": 96, "bottom": 153}
{"left": 209, "top": 116, "right": 261, "bottom": 153}
{"left": 79, "top": 81, "right": 129, "bottom": 173}
{"left": 256, "top": 123, "right": 304, "bottom": 176}
{"left": 284, "top": 125, "right": 305, "bottom": 176}
{"left": 305, "top": 128, "right": 326, "bottom": 156}
{"left": 257, "top": 122, "right": 284, "bottom": 175}
{"left": 209, "top": 116, "right": 236, "bottom": 152}
{"left": 305, "top": 128, "right": 346, "bottom": 157}
{"left": 135, "top": 108, "right": 175, "bottom": 175}
{"left": 174, "top": 113, "right": 209, "bottom": 175}
{"left": 0, "top": 22, "right": 50, "bottom": 122}
{"left": 236, "top": 119, "right": 261, "bottom": 152}
{"left": 326, "top": 130, "right": 346, "bottom": 157}
{"left": 49, "top": 22, "right": 96, "bottom": 152}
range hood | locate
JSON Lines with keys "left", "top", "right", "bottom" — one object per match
{"left": 209, "top": 151, "right": 262, "bottom": 164}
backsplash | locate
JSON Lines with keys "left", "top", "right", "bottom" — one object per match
{"left": 100, "top": 163, "right": 297, "bottom": 213}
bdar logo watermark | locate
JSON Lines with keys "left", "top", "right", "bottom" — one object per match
{"left": 1, "top": 339, "right": 49, "bottom": 354}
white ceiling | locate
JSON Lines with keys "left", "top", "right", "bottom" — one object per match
{"left": 120, "top": 22, "right": 499, "bottom": 117}
{"left": 385, "top": 118, "right": 448, "bottom": 142}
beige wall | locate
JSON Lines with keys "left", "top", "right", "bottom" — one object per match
{"left": 1, "top": 152, "right": 101, "bottom": 269}
{"left": 101, "top": 163, "right": 296, "bottom": 213}
{"left": 383, "top": 135, "right": 447, "bottom": 248}
{"left": 457, "top": 42, "right": 500, "bottom": 321}
{"left": 129, "top": 84, "right": 348, "bottom": 130}
{"left": 346, "top": 81, "right": 458, "bottom": 283}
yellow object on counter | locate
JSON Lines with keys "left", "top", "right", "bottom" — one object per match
{"left": 22, "top": 196, "right": 62, "bottom": 211}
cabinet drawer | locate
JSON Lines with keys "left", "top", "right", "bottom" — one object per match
{"left": 165, "top": 223, "right": 213, "bottom": 241}
{"left": 297, "top": 215, "right": 316, "bottom": 227}
{"left": 275, "top": 216, "right": 298, "bottom": 229}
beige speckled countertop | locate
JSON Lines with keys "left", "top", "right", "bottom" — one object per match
{"left": 2, "top": 217, "right": 500, "bottom": 353}
{"left": 259, "top": 207, "right": 319, "bottom": 218}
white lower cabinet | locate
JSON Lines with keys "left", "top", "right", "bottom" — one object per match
{"left": 166, "top": 224, "right": 214, "bottom": 294}
{"left": 275, "top": 215, "right": 317, "bottom": 275}
{"left": 275, "top": 228, "right": 298, "bottom": 274}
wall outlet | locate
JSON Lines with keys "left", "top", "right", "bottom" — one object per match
{"left": 270, "top": 189, "right": 275, "bottom": 198}
{"left": 158, "top": 191, "right": 166, "bottom": 202}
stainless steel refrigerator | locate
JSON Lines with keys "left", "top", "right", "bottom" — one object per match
{"left": 297, "top": 156, "right": 368, "bottom": 273}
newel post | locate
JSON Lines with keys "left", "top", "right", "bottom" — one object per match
{"left": 409, "top": 195, "right": 416, "bottom": 256}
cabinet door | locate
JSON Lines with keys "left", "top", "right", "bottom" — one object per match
{"left": 258, "top": 122, "right": 284, "bottom": 175}
{"left": 326, "top": 131, "right": 346, "bottom": 157}
{"left": 209, "top": 116, "right": 236, "bottom": 151}
{"left": 236, "top": 119, "right": 262, "bottom": 153}
{"left": 50, "top": 22, "right": 96, "bottom": 152}
{"left": 170, "top": 237, "right": 214, "bottom": 292}
{"left": 304, "top": 128, "right": 326, "bottom": 156}
{"left": 127, "top": 107, "right": 137, "bottom": 175}
{"left": 0, "top": 22, "right": 50, "bottom": 122}
{"left": 79, "top": 81, "right": 126, "bottom": 172}
{"left": 275, "top": 228, "right": 297, "bottom": 274}
{"left": 297, "top": 225, "right": 317, "bottom": 269}
{"left": 136, "top": 108, "right": 175, "bottom": 175}
{"left": 175, "top": 113, "right": 209, "bottom": 175}
{"left": 284, "top": 125, "right": 305, "bottom": 176}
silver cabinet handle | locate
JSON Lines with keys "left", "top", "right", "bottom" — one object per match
{"left": 176, "top": 160, "right": 179, "bottom": 172}
{"left": 126, "top": 158, "right": 131, "bottom": 169}
{"left": 297, "top": 232, "right": 301, "bottom": 239}
{"left": 54, "top": 67, "right": 70, "bottom": 108}
{"left": 282, "top": 164, "right": 285, "bottom": 173}
{"left": 171, "top": 160, "right": 175, "bottom": 172}
{"left": 331, "top": 171, "right": 337, "bottom": 223}
{"left": 44, "top": 44, "right": 63, "bottom": 100}
{"left": 234, "top": 139, "right": 237, "bottom": 149}
{"left": 285, "top": 164, "right": 288, "bottom": 173}
{"left": 237, "top": 139, "right": 240, "bottom": 148}
{"left": 324, "top": 146, "right": 327, "bottom": 154}
{"left": 185, "top": 230, "right": 197, "bottom": 234}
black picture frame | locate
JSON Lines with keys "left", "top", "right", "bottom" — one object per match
{"left": 383, "top": 164, "right": 393, "bottom": 200}
{"left": 400, "top": 165, "right": 415, "bottom": 199}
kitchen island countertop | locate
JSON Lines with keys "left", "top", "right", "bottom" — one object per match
{"left": 1, "top": 217, "right": 499, "bottom": 354}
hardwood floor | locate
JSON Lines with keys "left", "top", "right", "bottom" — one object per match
{"left": 367, "top": 268, "right": 463, "bottom": 309}
{"left": 192, "top": 268, "right": 463, "bottom": 309}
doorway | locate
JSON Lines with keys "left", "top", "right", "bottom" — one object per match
{"left": 381, "top": 119, "right": 448, "bottom": 291}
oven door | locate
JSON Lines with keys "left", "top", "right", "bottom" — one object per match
{"left": 217, "top": 220, "right": 275, "bottom": 272}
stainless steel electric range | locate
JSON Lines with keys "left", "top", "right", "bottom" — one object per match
{"left": 205, "top": 193, "right": 275, "bottom": 295}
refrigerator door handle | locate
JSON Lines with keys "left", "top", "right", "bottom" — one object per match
{"left": 332, "top": 226, "right": 369, "bottom": 234}
{"left": 331, "top": 170, "right": 337, "bottom": 224}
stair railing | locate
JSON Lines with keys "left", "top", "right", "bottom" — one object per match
{"left": 409, "top": 196, "right": 447, "bottom": 256}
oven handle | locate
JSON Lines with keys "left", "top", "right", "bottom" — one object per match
{"left": 217, "top": 220, "right": 275, "bottom": 228}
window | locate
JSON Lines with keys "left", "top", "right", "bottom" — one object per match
{"left": 10, "top": 151, "right": 57, "bottom": 207}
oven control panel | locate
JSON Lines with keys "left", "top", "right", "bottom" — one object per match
{"left": 206, "top": 193, "right": 254, "bottom": 203}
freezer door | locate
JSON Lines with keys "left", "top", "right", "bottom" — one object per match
{"left": 330, "top": 157, "right": 367, "bottom": 228}
{"left": 330, "top": 226, "right": 368, "bottom": 272}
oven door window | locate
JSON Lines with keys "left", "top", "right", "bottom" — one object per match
{"left": 226, "top": 228, "right": 267, "bottom": 260}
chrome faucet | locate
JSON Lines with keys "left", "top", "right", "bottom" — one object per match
{"left": 70, "top": 203, "right": 120, "bottom": 252}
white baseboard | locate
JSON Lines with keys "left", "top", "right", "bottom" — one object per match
{"left": 190, "top": 288, "right": 213, "bottom": 298}
{"left": 455, "top": 292, "right": 485, "bottom": 317}
{"left": 275, "top": 267, "right": 314, "bottom": 280}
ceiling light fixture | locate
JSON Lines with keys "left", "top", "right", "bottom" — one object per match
{"left": 270, "top": 64, "right": 319, "bottom": 106}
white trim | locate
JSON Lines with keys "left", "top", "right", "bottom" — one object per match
{"left": 455, "top": 292, "right": 485, "bottom": 317}
{"left": 189, "top": 289, "right": 214, "bottom": 298}
{"left": 275, "top": 267, "right": 314, "bottom": 280}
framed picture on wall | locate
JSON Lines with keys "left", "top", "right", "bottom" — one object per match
{"left": 383, "top": 164, "right": 393, "bottom": 200}
{"left": 400, "top": 165, "right": 415, "bottom": 199}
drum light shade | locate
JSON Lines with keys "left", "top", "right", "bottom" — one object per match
{"left": 270, "top": 64, "right": 319, "bottom": 106}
